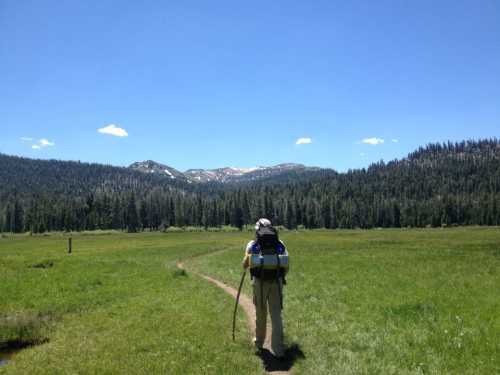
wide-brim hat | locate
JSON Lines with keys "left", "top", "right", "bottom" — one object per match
{"left": 255, "top": 218, "right": 272, "bottom": 230}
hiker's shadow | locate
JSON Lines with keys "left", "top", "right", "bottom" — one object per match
{"left": 257, "top": 343, "right": 305, "bottom": 372}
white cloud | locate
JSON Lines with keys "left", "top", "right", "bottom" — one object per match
{"left": 98, "top": 124, "right": 128, "bottom": 137}
{"left": 39, "top": 138, "right": 55, "bottom": 147}
{"left": 392, "top": 139, "right": 399, "bottom": 143}
{"left": 295, "top": 137, "right": 312, "bottom": 145}
{"left": 362, "top": 137, "right": 385, "bottom": 145}
{"left": 20, "top": 137, "right": 33, "bottom": 141}
{"left": 31, "top": 138, "right": 55, "bottom": 149}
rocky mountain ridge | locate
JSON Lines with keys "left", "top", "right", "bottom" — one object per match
{"left": 129, "top": 160, "right": 323, "bottom": 183}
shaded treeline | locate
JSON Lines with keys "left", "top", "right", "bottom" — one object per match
{"left": 1, "top": 139, "right": 500, "bottom": 233}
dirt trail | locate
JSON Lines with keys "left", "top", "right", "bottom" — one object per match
{"left": 176, "top": 261, "right": 293, "bottom": 374}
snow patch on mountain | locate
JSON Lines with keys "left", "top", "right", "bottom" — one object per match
{"left": 130, "top": 161, "right": 324, "bottom": 183}
{"left": 129, "top": 160, "right": 185, "bottom": 180}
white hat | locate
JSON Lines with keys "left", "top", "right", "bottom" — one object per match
{"left": 255, "top": 218, "right": 272, "bottom": 230}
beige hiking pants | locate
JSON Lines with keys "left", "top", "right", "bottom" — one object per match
{"left": 252, "top": 278, "right": 285, "bottom": 357}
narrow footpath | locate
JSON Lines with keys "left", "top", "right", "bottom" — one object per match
{"left": 176, "top": 260, "right": 294, "bottom": 374}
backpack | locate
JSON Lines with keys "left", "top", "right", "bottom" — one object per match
{"left": 249, "top": 226, "right": 289, "bottom": 280}
{"left": 256, "top": 226, "right": 279, "bottom": 253}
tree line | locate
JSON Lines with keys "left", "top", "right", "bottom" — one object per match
{"left": 1, "top": 139, "right": 500, "bottom": 233}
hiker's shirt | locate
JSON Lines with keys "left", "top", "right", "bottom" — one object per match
{"left": 242, "top": 240, "right": 254, "bottom": 269}
{"left": 242, "top": 240, "right": 288, "bottom": 279}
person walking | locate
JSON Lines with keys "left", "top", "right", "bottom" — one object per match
{"left": 242, "top": 218, "right": 289, "bottom": 358}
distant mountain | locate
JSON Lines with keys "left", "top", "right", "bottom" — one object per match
{"left": 0, "top": 154, "right": 189, "bottom": 198}
{"left": 128, "top": 160, "right": 186, "bottom": 180}
{"left": 1, "top": 138, "right": 500, "bottom": 233}
{"left": 184, "top": 163, "right": 320, "bottom": 183}
{"left": 184, "top": 166, "right": 264, "bottom": 183}
{"left": 129, "top": 161, "right": 325, "bottom": 183}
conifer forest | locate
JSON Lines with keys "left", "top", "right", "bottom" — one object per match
{"left": 1, "top": 139, "right": 499, "bottom": 233}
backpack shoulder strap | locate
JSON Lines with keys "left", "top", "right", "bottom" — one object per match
{"left": 250, "top": 241, "right": 261, "bottom": 254}
{"left": 276, "top": 240, "right": 286, "bottom": 254}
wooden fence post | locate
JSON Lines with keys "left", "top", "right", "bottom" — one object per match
{"left": 68, "top": 237, "right": 72, "bottom": 254}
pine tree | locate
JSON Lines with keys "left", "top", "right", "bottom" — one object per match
{"left": 13, "top": 198, "right": 24, "bottom": 233}
{"left": 126, "top": 194, "right": 139, "bottom": 233}
{"left": 139, "top": 199, "right": 148, "bottom": 230}
{"left": 4, "top": 204, "right": 12, "bottom": 232}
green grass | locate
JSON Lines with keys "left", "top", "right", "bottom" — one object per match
{"left": 1, "top": 228, "right": 499, "bottom": 374}
{"left": 0, "top": 232, "right": 261, "bottom": 374}
{"left": 188, "top": 227, "right": 500, "bottom": 374}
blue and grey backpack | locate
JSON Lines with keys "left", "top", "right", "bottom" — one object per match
{"left": 249, "top": 226, "right": 289, "bottom": 281}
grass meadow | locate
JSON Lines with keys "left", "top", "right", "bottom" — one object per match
{"left": 1, "top": 228, "right": 499, "bottom": 374}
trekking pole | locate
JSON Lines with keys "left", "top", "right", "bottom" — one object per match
{"left": 232, "top": 269, "right": 247, "bottom": 341}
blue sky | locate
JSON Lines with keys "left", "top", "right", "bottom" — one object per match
{"left": 1, "top": 0, "right": 499, "bottom": 172}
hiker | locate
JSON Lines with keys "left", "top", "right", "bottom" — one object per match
{"left": 242, "top": 218, "right": 289, "bottom": 358}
